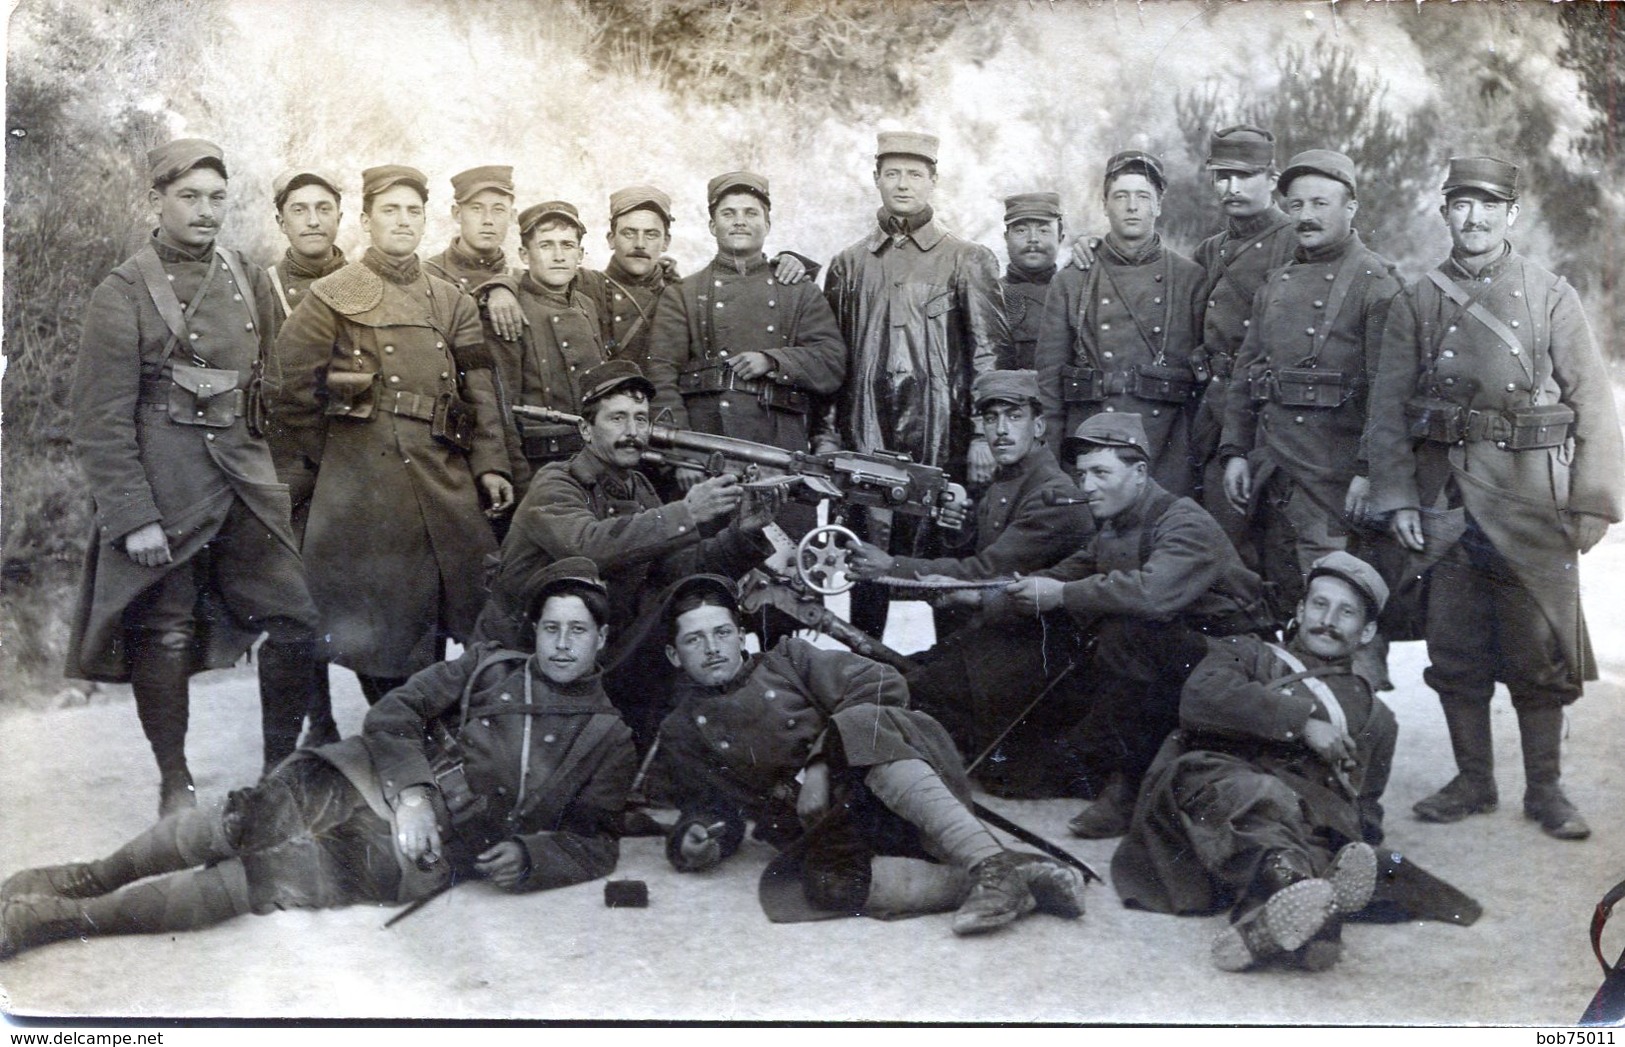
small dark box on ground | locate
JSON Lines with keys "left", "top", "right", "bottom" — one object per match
{"left": 605, "top": 879, "right": 649, "bottom": 908}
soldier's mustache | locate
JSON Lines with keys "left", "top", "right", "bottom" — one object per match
{"left": 613, "top": 436, "right": 646, "bottom": 450}
{"left": 1296, "top": 221, "right": 1325, "bottom": 232}
{"left": 1306, "top": 624, "right": 1346, "bottom": 642}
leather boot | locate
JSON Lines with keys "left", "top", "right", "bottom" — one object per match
{"left": 129, "top": 634, "right": 195, "bottom": 818}
{"left": 258, "top": 638, "right": 316, "bottom": 775}
{"left": 2, "top": 861, "right": 249, "bottom": 961}
{"left": 1517, "top": 705, "right": 1590, "bottom": 841}
{"left": 1067, "top": 773, "right": 1134, "bottom": 839}
{"left": 299, "top": 659, "right": 341, "bottom": 749}
{"left": 1211, "top": 878, "right": 1335, "bottom": 972}
{"left": 1413, "top": 699, "right": 1497, "bottom": 823}
{"left": 951, "top": 852, "right": 1037, "bottom": 936}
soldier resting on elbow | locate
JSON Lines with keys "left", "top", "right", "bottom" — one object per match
{"left": 1, "top": 558, "right": 635, "bottom": 962}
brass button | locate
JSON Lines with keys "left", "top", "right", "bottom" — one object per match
{"left": 1505, "top": 383, "right": 1517, "bottom": 391}
{"left": 205, "top": 433, "right": 215, "bottom": 441}
{"left": 1510, "top": 320, "right": 1520, "bottom": 328}
{"left": 1294, "top": 415, "right": 1305, "bottom": 424}
{"left": 1102, "top": 351, "right": 1114, "bottom": 360}
{"left": 388, "top": 375, "right": 400, "bottom": 384}
{"left": 543, "top": 734, "right": 556, "bottom": 744}
{"left": 1306, "top": 327, "right": 1316, "bottom": 336}
{"left": 384, "top": 346, "right": 395, "bottom": 354}
{"left": 1313, "top": 300, "right": 1324, "bottom": 308}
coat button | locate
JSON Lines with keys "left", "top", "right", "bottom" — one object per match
{"left": 764, "top": 690, "right": 775, "bottom": 699}
{"left": 1512, "top": 290, "right": 1522, "bottom": 298}
{"left": 384, "top": 346, "right": 395, "bottom": 354}
{"left": 354, "top": 350, "right": 362, "bottom": 357}
{"left": 1510, "top": 320, "right": 1520, "bottom": 328}
{"left": 189, "top": 332, "right": 199, "bottom": 341}
{"left": 1506, "top": 383, "right": 1517, "bottom": 391}
{"left": 1242, "top": 319, "right": 1250, "bottom": 327}
{"left": 1448, "top": 325, "right": 1458, "bottom": 333}
{"left": 614, "top": 315, "right": 623, "bottom": 322}
{"left": 1281, "top": 273, "right": 1290, "bottom": 281}
{"left": 388, "top": 375, "right": 400, "bottom": 384}
{"left": 1313, "top": 300, "right": 1324, "bottom": 308}
{"left": 482, "top": 718, "right": 492, "bottom": 727}
{"left": 441, "top": 372, "right": 449, "bottom": 379}
{"left": 196, "top": 410, "right": 205, "bottom": 417}
{"left": 1444, "top": 377, "right": 1456, "bottom": 386}
{"left": 1152, "top": 326, "right": 1162, "bottom": 334}
{"left": 1208, "top": 300, "right": 1217, "bottom": 309}
{"left": 1324, "top": 273, "right": 1334, "bottom": 281}
{"left": 1101, "top": 323, "right": 1111, "bottom": 331}
{"left": 500, "top": 693, "right": 511, "bottom": 702}
{"left": 1496, "top": 441, "right": 1507, "bottom": 449}
{"left": 768, "top": 300, "right": 775, "bottom": 307}
{"left": 1104, "top": 405, "right": 1115, "bottom": 412}
{"left": 719, "top": 399, "right": 730, "bottom": 409}
{"left": 1306, "top": 327, "right": 1316, "bottom": 335}
{"left": 1101, "top": 297, "right": 1111, "bottom": 305}
{"left": 436, "top": 342, "right": 444, "bottom": 349}
{"left": 715, "top": 302, "right": 724, "bottom": 309}
{"left": 233, "top": 293, "right": 242, "bottom": 302}
{"left": 543, "top": 734, "right": 556, "bottom": 744}
{"left": 718, "top": 740, "right": 730, "bottom": 750}
{"left": 695, "top": 715, "right": 707, "bottom": 725}
{"left": 245, "top": 322, "right": 254, "bottom": 330}
{"left": 1102, "top": 351, "right": 1114, "bottom": 360}
{"left": 1153, "top": 297, "right": 1162, "bottom": 304}
{"left": 1151, "top": 408, "right": 1161, "bottom": 417}
{"left": 714, "top": 279, "right": 723, "bottom": 287}
{"left": 766, "top": 325, "right": 774, "bottom": 332}
{"left": 785, "top": 718, "right": 797, "bottom": 729}
{"left": 562, "top": 341, "right": 570, "bottom": 348}
{"left": 205, "top": 433, "right": 216, "bottom": 441}
{"left": 1510, "top": 348, "right": 1520, "bottom": 356}
{"left": 1294, "top": 415, "right": 1305, "bottom": 424}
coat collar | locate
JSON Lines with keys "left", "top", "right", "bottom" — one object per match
{"left": 1004, "top": 263, "right": 1056, "bottom": 286}
{"left": 444, "top": 235, "right": 507, "bottom": 273}
{"left": 865, "top": 211, "right": 948, "bottom": 254}
{"left": 1099, "top": 477, "right": 1170, "bottom": 533}
{"left": 1228, "top": 205, "right": 1290, "bottom": 240}
{"left": 1444, "top": 241, "right": 1515, "bottom": 282}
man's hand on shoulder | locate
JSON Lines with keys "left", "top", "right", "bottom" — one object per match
{"left": 485, "top": 286, "right": 524, "bottom": 342}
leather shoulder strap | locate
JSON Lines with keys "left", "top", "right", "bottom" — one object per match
{"left": 1308, "top": 247, "right": 1365, "bottom": 362}
{"left": 268, "top": 263, "right": 294, "bottom": 318}
{"left": 133, "top": 242, "right": 216, "bottom": 365}
{"left": 215, "top": 247, "right": 261, "bottom": 332}
{"left": 1425, "top": 269, "right": 1526, "bottom": 360}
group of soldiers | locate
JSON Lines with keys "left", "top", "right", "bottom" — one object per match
{"left": 3, "top": 121, "right": 1619, "bottom": 976}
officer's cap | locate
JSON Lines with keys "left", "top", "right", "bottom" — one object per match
{"left": 1279, "top": 150, "right": 1358, "bottom": 199}
{"left": 973, "top": 370, "right": 1041, "bottom": 412}
{"left": 579, "top": 359, "right": 656, "bottom": 407}
{"left": 876, "top": 131, "right": 939, "bottom": 165}
{"left": 707, "top": 171, "right": 771, "bottom": 210}
{"left": 1003, "top": 192, "right": 1063, "bottom": 226}
{"left": 666, "top": 574, "right": 741, "bottom": 623}
{"left": 609, "top": 184, "right": 674, "bottom": 225}
{"left": 272, "top": 168, "right": 343, "bottom": 211}
{"left": 519, "top": 200, "right": 586, "bottom": 240}
{"left": 1205, "top": 125, "right": 1276, "bottom": 174}
{"left": 1442, "top": 156, "right": 1519, "bottom": 202}
{"left": 450, "top": 165, "right": 515, "bottom": 203}
{"left": 523, "top": 556, "right": 610, "bottom": 623}
{"left": 149, "top": 139, "right": 226, "bottom": 188}
{"left": 1104, "top": 150, "right": 1166, "bottom": 194}
{"left": 1061, "top": 412, "right": 1150, "bottom": 462}
{"left": 361, "top": 165, "right": 429, "bottom": 201}
{"left": 1306, "top": 551, "right": 1389, "bottom": 619}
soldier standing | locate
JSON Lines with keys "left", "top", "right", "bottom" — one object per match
{"left": 1219, "top": 151, "right": 1402, "bottom": 676}
{"left": 647, "top": 170, "right": 846, "bottom": 539}
{"left": 268, "top": 164, "right": 514, "bottom": 704}
{"left": 1367, "top": 156, "right": 1622, "bottom": 840}
{"left": 998, "top": 192, "right": 1063, "bottom": 370}
{"left": 423, "top": 165, "right": 516, "bottom": 294}
{"left": 265, "top": 167, "right": 347, "bottom": 749}
{"left": 1189, "top": 127, "right": 1297, "bottom": 541}
{"left": 479, "top": 200, "right": 604, "bottom": 499}
{"left": 1035, "top": 151, "right": 1206, "bottom": 497}
{"left": 821, "top": 130, "right": 1009, "bottom": 640}
{"left": 67, "top": 139, "right": 321, "bottom": 814}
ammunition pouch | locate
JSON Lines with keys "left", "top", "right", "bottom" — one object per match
{"left": 1061, "top": 364, "right": 1106, "bottom": 403}
{"left": 1133, "top": 363, "right": 1199, "bottom": 404}
{"left": 323, "top": 370, "right": 379, "bottom": 419}
{"left": 431, "top": 393, "right": 476, "bottom": 452}
{"left": 167, "top": 364, "right": 243, "bottom": 428}
{"left": 518, "top": 417, "right": 584, "bottom": 462}
{"left": 1405, "top": 400, "right": 1574, "bottom": 450}
{"left": 1252, "top": 367, "right": 1349, "bottom": 408}
{"left": 678, "top": 365, "right": 809, "bottom": 414}
{"left": 1404, "top": 397, "right": 1466, "bottom": 443}
{"left": 1207, "top": 351, "right": 1235, "bottom": 381}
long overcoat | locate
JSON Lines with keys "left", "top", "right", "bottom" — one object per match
{"left": 267, "top": 251, "right": 507, "bottom": 677}
{"left": 66, "top": 236, "right": 303, "bottom": 682}
{"left": 1366, "top": 246, "right": 1624, "bottom": 684}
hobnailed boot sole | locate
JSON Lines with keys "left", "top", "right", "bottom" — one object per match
{"left": 1325, "top": 842, "right": 1377, "bottom": 916}
{"left": 1212, "top": 879, "right": 1335, "bottom": 972}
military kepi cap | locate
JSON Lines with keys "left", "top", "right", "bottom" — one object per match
{"left": 149, "top": 138, "right": 226, "bottom": 187}
{"left": 665, "top": 574, "right": 741, "bottom": 620}
{"left": 580, "top": 359, "right": 656, "bottom": 406}
{"left": 876, "top": 130, "right": 939, "bottom": 164}
{"left": 1442, "top": 156, "right": 1519, "bottom": 202}
{"left": 1061, "top": 412, "right": 1150, "bottom": 461}
{"left": 1206, "top": 125, "right": 1276, "bottom": 173}
{"left": 609, "top": 184, "right": 674, "bottom": 224}
{"left": 1306, "top": 551, "right": 1389, "bottom": 617}
{"left": 272, "top": 168, "right": 343, "bottom": 210}
{"left": 707, "top": 171, "right": 770, "bottom": 209}
{"left": 1279, "top": 150, "right": 1358, "bottom": 198}
{"left": 1104, "top": 150, "right": 1166, "bottom": 193}
{"left": 523, "top": 556, "right": 609, "bottom": 622}
{"left": 519, "top": 200, "right": 586, "bottom": 238}
{"left": 450, "top": 165, "right": 515, "bottom": 202}
{"left": 361, "top": 165, "right": 429, "bottom": 200}
{"left": 973, "top": 370, "right": 1041, "bottom": 411}
{"left": 1003, "top": 192, "right": 1063, "bottom": 225}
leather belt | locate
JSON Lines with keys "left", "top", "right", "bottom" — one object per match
{"left": 678, "top": 365, "right": 809, "bottom": 413}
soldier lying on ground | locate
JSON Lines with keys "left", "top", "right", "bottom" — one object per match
{"left": 1111, "top": 552, "right": 1481, "bottom": 973}
{"left": 1, "top": 558, "right": 635, "bottom": 962}
{"left": 648, "top": 574, "right": 1086, "bottom": 936}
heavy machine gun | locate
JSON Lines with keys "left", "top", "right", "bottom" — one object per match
{"left": 512, "top": 405, "right": 966, "bottom": 528}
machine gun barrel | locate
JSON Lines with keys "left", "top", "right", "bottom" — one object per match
{"left": 511, "top": 404, "right": 964, "bottom": 525}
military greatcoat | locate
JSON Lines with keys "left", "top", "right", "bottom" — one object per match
{"left": 576, "top": 261, "right": 677, "bottom": 374}
{"left": 1220, "top": 231, "right": 1402, "bottom": 520}
{"left": 647, "top": 252, "right": 847, "bottom": 451}
{"left": 267, "top": 249, "right": 508, "bottom": 678}
{"left": 266, "top": 247, "right": 348, "bottom": 534}
{"left": 423, "top": 236, "right": 511, "bottom": 297}
{"left": 999, "top": 263, "right": 1055, "bottom": 371}
{"left": 476, "top": 272, "right": 605, "bottom": 493}
{"left": 1035, "top": 236, "right": 1206, "bottom": 495}
{"left": 1366, "top": 245, "right": 1623, "bottom": 688}
{"left": 1111, "top": 633, "right": 1396, "bottom": 916}
{"left": 67, "top": 235, "right": 315, "bottom": 682}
